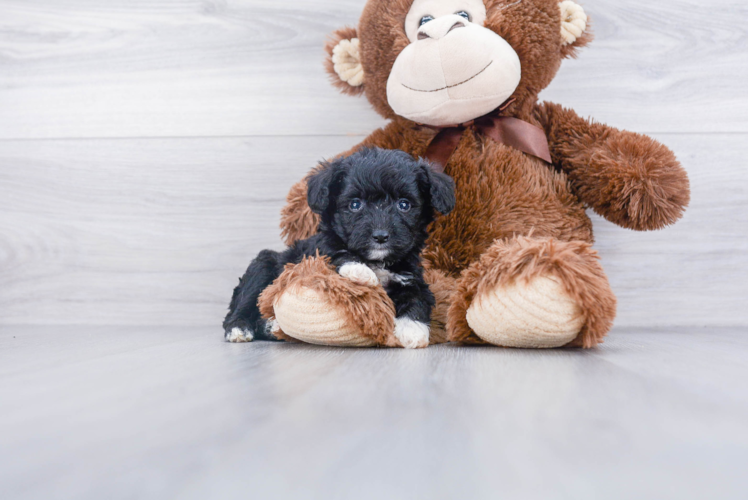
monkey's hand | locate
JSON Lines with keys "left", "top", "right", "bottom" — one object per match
{"left": 535, "top": 101, "right": 690, "bottom": 231}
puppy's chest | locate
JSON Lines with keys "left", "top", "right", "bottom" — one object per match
{"left": 369, "top": 265, "right": 413, "bottom": 288}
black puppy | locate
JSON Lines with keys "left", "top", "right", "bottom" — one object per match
{"left": 223, "top": 147, "right": 455, "bottom": 348}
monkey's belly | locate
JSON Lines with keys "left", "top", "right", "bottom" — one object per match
{"left": 423, "top": 153, "right": 593, "bottom": 274}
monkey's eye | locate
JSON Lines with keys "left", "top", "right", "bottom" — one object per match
{"left": 419, "top": 15, "right": 434, "bottom": 26}
{"left": 456, "top": 11, "right": 471, "bottom": 21}
{"left": 397, "top": 199, "right": 412, "bottom": 212}
{"left": 349, "top": 199, "right": 364, "bottom": 212}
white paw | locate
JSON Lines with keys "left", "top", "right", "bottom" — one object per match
{"left": 338, "top": 262, "right": 379, "bottom": 286}
{"left": 225, "top": 327, "right": 254, "bottom": 343}
{"left": 266, "top": 319, "right": 280, "bottom": 337}
{"left": 394, "top": 318, "right": 430, "bottom": 349}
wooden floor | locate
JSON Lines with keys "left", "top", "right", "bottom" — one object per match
{"left": 2, "top": 0, "right": 748, "bottom": 497}
{"left": 1, "top": 325, "right": 747, "bottom": 500}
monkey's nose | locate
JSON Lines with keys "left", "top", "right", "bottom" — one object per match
{"left": 372, "top": 230, "right": 390, "bottom": 244}
{"left": 417, "top": 17, "right": 466, "bottom": 41}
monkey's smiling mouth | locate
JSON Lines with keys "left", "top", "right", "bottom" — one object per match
{"left": 401, "top": 60, "right": 493, "bottom": 93}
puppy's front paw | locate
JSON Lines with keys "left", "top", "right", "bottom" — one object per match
{"left": 266, "top": 319, "right": 280, "bottom": 337}
{"left": 225, "top": 327, "right": 254, "bottom": 343}
{"left": 394, "top": 318, "right": 430, "bottom": 349}
{"left": 338, "top": 262, "right": 379, "bottom": 286}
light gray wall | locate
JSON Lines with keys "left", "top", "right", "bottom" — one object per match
{"left": 1, "top": 0, "right": 746, "bottom": 328}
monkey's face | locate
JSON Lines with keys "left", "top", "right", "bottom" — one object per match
{"left": 326, "top": 0, "right": 592, "bottom": 125}
{"left": 387, "top": 0, "right": 521, "bottom": 126}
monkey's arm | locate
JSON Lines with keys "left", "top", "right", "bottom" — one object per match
{"left": 280, "top": 123, "right": 407, "bottom": 245}
{"left": 534, "top": 101, "right": 690, "bottom": 231}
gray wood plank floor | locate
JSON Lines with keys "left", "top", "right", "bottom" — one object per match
{"left": 1, "top": 325, "right": 747, "bottom": 500}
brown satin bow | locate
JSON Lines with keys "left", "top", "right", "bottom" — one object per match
{"left": 423, "top": 104, "right": 553, "bottom": 172}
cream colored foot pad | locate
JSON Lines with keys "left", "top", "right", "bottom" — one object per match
{"left": 466, "top": 276, "right": 584, "bottom": 348}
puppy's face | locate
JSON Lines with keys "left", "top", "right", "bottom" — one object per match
{"left": 333, "top": 164, "right": 425, "bottom": 262}
{"left": 307, "top": 148, "right": 455, "bottom": 263}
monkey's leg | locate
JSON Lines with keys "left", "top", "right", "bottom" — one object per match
{"left": 448, "top": 236, "right": 617, "bottom": 348}
{"left": 258, "top": 255, "right": 398, "bottom": 347}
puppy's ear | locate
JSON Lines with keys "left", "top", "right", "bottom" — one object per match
{"left": 418, "top": 163, "right": 456, "bottom": 215}
{"left": 306, "top": 160, "right": 345, "bottom": 214}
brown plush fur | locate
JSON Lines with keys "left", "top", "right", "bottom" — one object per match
{"left": 258, "top": 255, "right": 398, "bottom": 346}
{"left": 423, "top": 268, "right": 457, "bottom": 344}
{"left": 274, "top": 0, "right": 690, "bottom": 348}
{"left": 279, "top": 176, "right": 321, "bottom": 246}
{"left": 535, "top": 102, "right": 691, "bottom": 230}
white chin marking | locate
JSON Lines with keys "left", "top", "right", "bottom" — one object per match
{"left": 338, "top": 262, "right": 380, "bottom": 286}
{"left": 368, "top": 249, "right": 390, "bottom": 261}
{"left": 226, "top": 327, "right": 253, "bottom": 343}
{"left": 394, "top": 318, "right": 430, "bottom": 349}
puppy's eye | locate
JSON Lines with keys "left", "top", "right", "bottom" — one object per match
{"left": 397, "top": 199, "right": 412, "bottom": 212}
{"left": 419, "top": 15, "right": 434, "bottom": 26}
{"left": 349, "top": 199, "right": 364, "bottom": 212}
{"left": 456, "top": 11, "right": 471, "bottom": 21}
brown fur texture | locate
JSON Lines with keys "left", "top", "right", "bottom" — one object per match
{"left": 258, "top": 255, "right": 398, "bottom": 346}
{"left": 447, "top": 236, "right": 617, "bottom": 348}
{"left": 423, "top": 268, "right": 457, "bottom": 344}
{"left": 280, "top": 176, "right": 321, "bottom": 246}
{"left": 271, "top": 0, "right": 689, "bottom": 348}
{"left": 535, "top": 102, "right": 691, "bottom": 230}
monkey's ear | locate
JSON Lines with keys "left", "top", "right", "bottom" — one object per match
{"left": 324, "top": 27, "right": 366, "bottom": 96}
{"left": 559, "top": 1, "right": 593, "bottom": 59}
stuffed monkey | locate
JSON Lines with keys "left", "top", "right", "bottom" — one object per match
{"left": 258, "top": 0, "right": 690, "bottom": 349}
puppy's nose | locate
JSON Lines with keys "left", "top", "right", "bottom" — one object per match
{"left": 372, "top": 230, "right": 390, "bottom": 244}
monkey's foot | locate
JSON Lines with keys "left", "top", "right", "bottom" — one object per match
{"left": 258, "top": 256, "right": 398, "bottom": 347}
{"left": 466, "top": 275, "right": 584, "bottom": 348}
{"left": 273, "top": 287, "right": 379, "bottom": 347}
{"left": 448, "top": 237, "right": 617, "bottom": 348}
